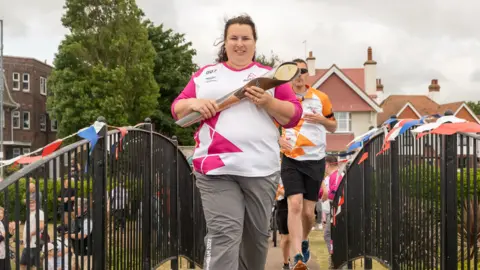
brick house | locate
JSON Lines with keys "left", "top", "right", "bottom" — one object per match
{"left": 1, "top": 56, "right": 57, "bottom": 161}
{"left": 304, "top": 47, "right": 383, "bottom": 153}
{"left": 377, "top": 79, "right": 480, "bottom": 168}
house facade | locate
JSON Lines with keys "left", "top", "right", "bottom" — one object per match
{"left": 1, "top": 56, "right": 57, "bottom": 161}
{"left": 305, "top": 47, "right": 383, "bottom": 153}
{"left": 377, "top": 79, "right": 480, "bottom": 167}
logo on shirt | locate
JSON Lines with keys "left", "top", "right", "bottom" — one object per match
{"left": 243, "top": 73, "right": 257, "bottom": 82}
{"left": 206, "top": 69, "right": 217, "bottom": 75}
{"left": 205, "top": 76, "right": 217, "bottom": 83}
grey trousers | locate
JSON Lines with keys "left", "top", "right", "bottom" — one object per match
{"left": 195, "top": 171, "right": 279, "bottom": 270}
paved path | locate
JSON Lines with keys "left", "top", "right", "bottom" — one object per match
{"left": 265, "top": 238, "right": 321, "bottom": 270}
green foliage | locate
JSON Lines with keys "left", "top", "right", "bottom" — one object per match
{"left": 146, "top": 22, "right": 198, "bottom": 146}
{"left": 255, "top": 51, "right": 282, "bottom": 67}
{"left": 47, "top": 0, "right": 159, "bottom": 137}
{"left": 466, "top": 101, "right": 480, "bottom": 115}
{"left": 400, "top": 163, "right": 480, "bottom": 207}
{"left": 0, "top": 178, "right": 93, "bottom": 222}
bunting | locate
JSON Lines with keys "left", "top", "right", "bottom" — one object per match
{"left": 0, "top": 120, "right": 136, "bottom": 169}
{"left": 358, "top": 152, "right": 369, "bottom": 164}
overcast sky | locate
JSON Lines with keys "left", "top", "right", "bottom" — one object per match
{"left": 1, "top": 0, "right": 479, "bottom": 103}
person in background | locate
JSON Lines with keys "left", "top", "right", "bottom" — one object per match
{"left": 0, "top": 207, "right": 13, "bottom": 270}
{"left": 44, "top": 243, "right": 56, "bottom": 270}
{"left": 279, "top": 58, "right": 337, "bottom": 269}
{"left": 20, "top": 200, "right": 45, "bottom": 270}
{"left": 58, "top": 177, "right": 76, "bottom": 232}
{"left": 275, "top": 178, "right": 291, "bottom": 270}
{"left": 171, "top": 14, "right": 302, "bottom": 270}
{"left": 69, "top": 198, "right": 93, "bottom": 269}
{"left": 319, "top": 155, "right": 343, "bottom": 269}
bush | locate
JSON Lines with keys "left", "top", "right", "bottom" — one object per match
{"left": 400, "top": 163, "right": 480, "bottom": 205}
{"left": 0, "top": 178, "right": 93, "bottom": 222}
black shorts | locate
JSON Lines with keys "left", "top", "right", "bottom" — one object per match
{"left": 276, "top": 199, "right": 289, "bottom": 235}
{"left": 20, "top": 247, "right": 40, "bottom": 267}
{"left": 281, "top": 155, "right": 326, "bottom": 202}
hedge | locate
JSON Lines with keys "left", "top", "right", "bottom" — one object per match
{"left": 0, "top": 177, "right": 145, "bottom": 222}
{"left": 399, "top": 164, "right": 480, "bottom": 203}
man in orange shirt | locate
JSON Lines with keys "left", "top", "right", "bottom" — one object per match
{"left": 279, "top": 59, "right": 337, "bottom": 269}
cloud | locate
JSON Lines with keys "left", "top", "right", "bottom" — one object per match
{"left": 471, "top": 69, "right": 480, "bottom": 82}
{"left": 1, "top": 0, "right": 478, "bottom": 103}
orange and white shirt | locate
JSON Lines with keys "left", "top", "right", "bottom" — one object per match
{"left": 275, "top": 178, "right": 285, "bottom": 201}
{"left": 282, "top": 85, "right": 335, "bottom": 161}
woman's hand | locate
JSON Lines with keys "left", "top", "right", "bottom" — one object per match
{"left": 189, "top": 99, "right": 219, "bottom": 120}
{"left": 245, "top": 86, "right": 273, "bottom": 108}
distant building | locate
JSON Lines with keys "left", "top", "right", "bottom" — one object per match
{"left": 2, "top": 56, "right": 57, "bottom": 160}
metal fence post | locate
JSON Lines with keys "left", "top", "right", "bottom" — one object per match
{"left": 363, "top": 145, "right": 373, "bottom": 269}
{"left": 390, "top": 138, "right": 400, "bottom": 270}
{"left": 142, "top": 118, "right": 153, "bottom": 270}
{"left": 171, "top": 135, "right": 180, "bottom": 270}
{"left": 92, "top": 116, "right": 107, "bottom": 270}
{"left": 441, "top": 133, "right": 458, "bottom": 269}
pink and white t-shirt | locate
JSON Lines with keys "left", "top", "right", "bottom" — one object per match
{"left": 171, "top": 62, "right": 302, "bottom": 177}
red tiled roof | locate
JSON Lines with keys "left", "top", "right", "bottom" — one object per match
{"left": 306, "top": 68, "right": 365, "bottom": 91}
{"left": 326, "top": 133, "right": 355, "bottom": 152}
{"left": 378, "top": 95, "right": 466, "bottom": 125}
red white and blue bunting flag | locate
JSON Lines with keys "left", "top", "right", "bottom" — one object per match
{"left": 346, "top": 128, "right": 379, "bottom": 152}
{"left": 0, "top": 120, "right": 133, "bottom": 169}
{"left": 411, "top": 115, "right": 467, "bottom": 135}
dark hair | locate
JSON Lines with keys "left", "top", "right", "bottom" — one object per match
{"left": 292, "top": 58, "right": 307, "bottom": 66}
{"left": 325, "top": 155, "right": 338, "bottom": 165}
{"left": 215, "top": 14, "right": 258, "bottom": 63}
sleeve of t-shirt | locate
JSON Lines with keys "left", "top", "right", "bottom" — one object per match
{"left": 39, "top": 211, "right": 45, "bottom": 221}
{"left": 273, "top": 83, "right": 303, "bottom": 128}
{"left": 320, "top": 94, "right": 335, "bottom": 119}
{"left": 170, "top": 73, "right": 198, "bottom": 120}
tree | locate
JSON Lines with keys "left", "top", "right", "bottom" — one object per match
{"left": 147, "top": 22, "right": 198, "bottom": 145}
{"left": 466, "top": 101, "right": 480, "bottom": 115}
{"left": 255, "top": 51, "right": 282, "bottom": 67}
{"left": 47, "top": 0, "right": 159, "bottom": 137}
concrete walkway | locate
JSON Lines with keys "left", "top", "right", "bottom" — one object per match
{"left": 265, "top": 238, "right": 321, "bottom": 270}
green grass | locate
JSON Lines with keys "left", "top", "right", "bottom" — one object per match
{"left": 309, "top": 230, "right": 388, "bottom": 269}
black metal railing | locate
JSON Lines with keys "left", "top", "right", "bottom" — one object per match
{"left": 0, "top": 117, "right": 206, "bottom": 270}
{"left": 331, "top": 126, "right": 480, "bottom": 269}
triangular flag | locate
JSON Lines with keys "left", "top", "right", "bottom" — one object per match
{"left": 358, "top": 152, "right": 369, "bottom": 164}
{"left": 118, "top": 127, "right": 128, "bottom": 152}
{"left": 42, "top": 139, "right": 63, "bottom": 157}
{"left": 93, "top": 121, "right": 106, "bottom": 134}
{"left": 430, "top": 122, "right": 480, "bottom": 135}
{"left": 15, "top": 156, "right": 42, "bottom": 165}
{"left": 78, "top": 126, "right": 99, "bottom": 154}
{"left": 347, "top": 141, "right": 362, "bottom": 152}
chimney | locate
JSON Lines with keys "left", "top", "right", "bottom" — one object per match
{"left": 306, "top": 51, "right": 316, "bottom": 76}
{"left": 428, "top": 79, "right": 440, "bottom": 102}
{"left": 375, "top": 78, "right": 385, "bottom": 104}
{"left": 376, "top": 78, "right": 384, "bottom": 92}
{"left": 364, "top": 47, "right": 377, "bottom": 96}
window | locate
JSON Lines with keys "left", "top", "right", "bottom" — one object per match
{"left": 23, "top": 111, "right": 30, "bottom": 129}
{"left": 13, "top": 148, "right": 21, "bottom": 158}
{"left": 51, "top": 119, "right": 58, "bottom": 131}
{"left": 22, "top": 73, "right": 30, "bottom": 92}
{"left": 12, "top": 72, "right": 20, "bottom": 90}
{"left": 40, "top": 77, "right": 47, "bottom": 95}
{"left": 334, "top": 112, "right": 351, "bottom": 133}
{"left": 23, "top": 148, "right": 30, "bottom": 154}
{"left": 40, "top": 114, "right": 46, "bottom": 131}
{"left": 12, "top": 111, "right": 20, "bottom": 129}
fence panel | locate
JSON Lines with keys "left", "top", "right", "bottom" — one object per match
{"left": 0, "top": 117, "right": 205, "bottom": 270}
